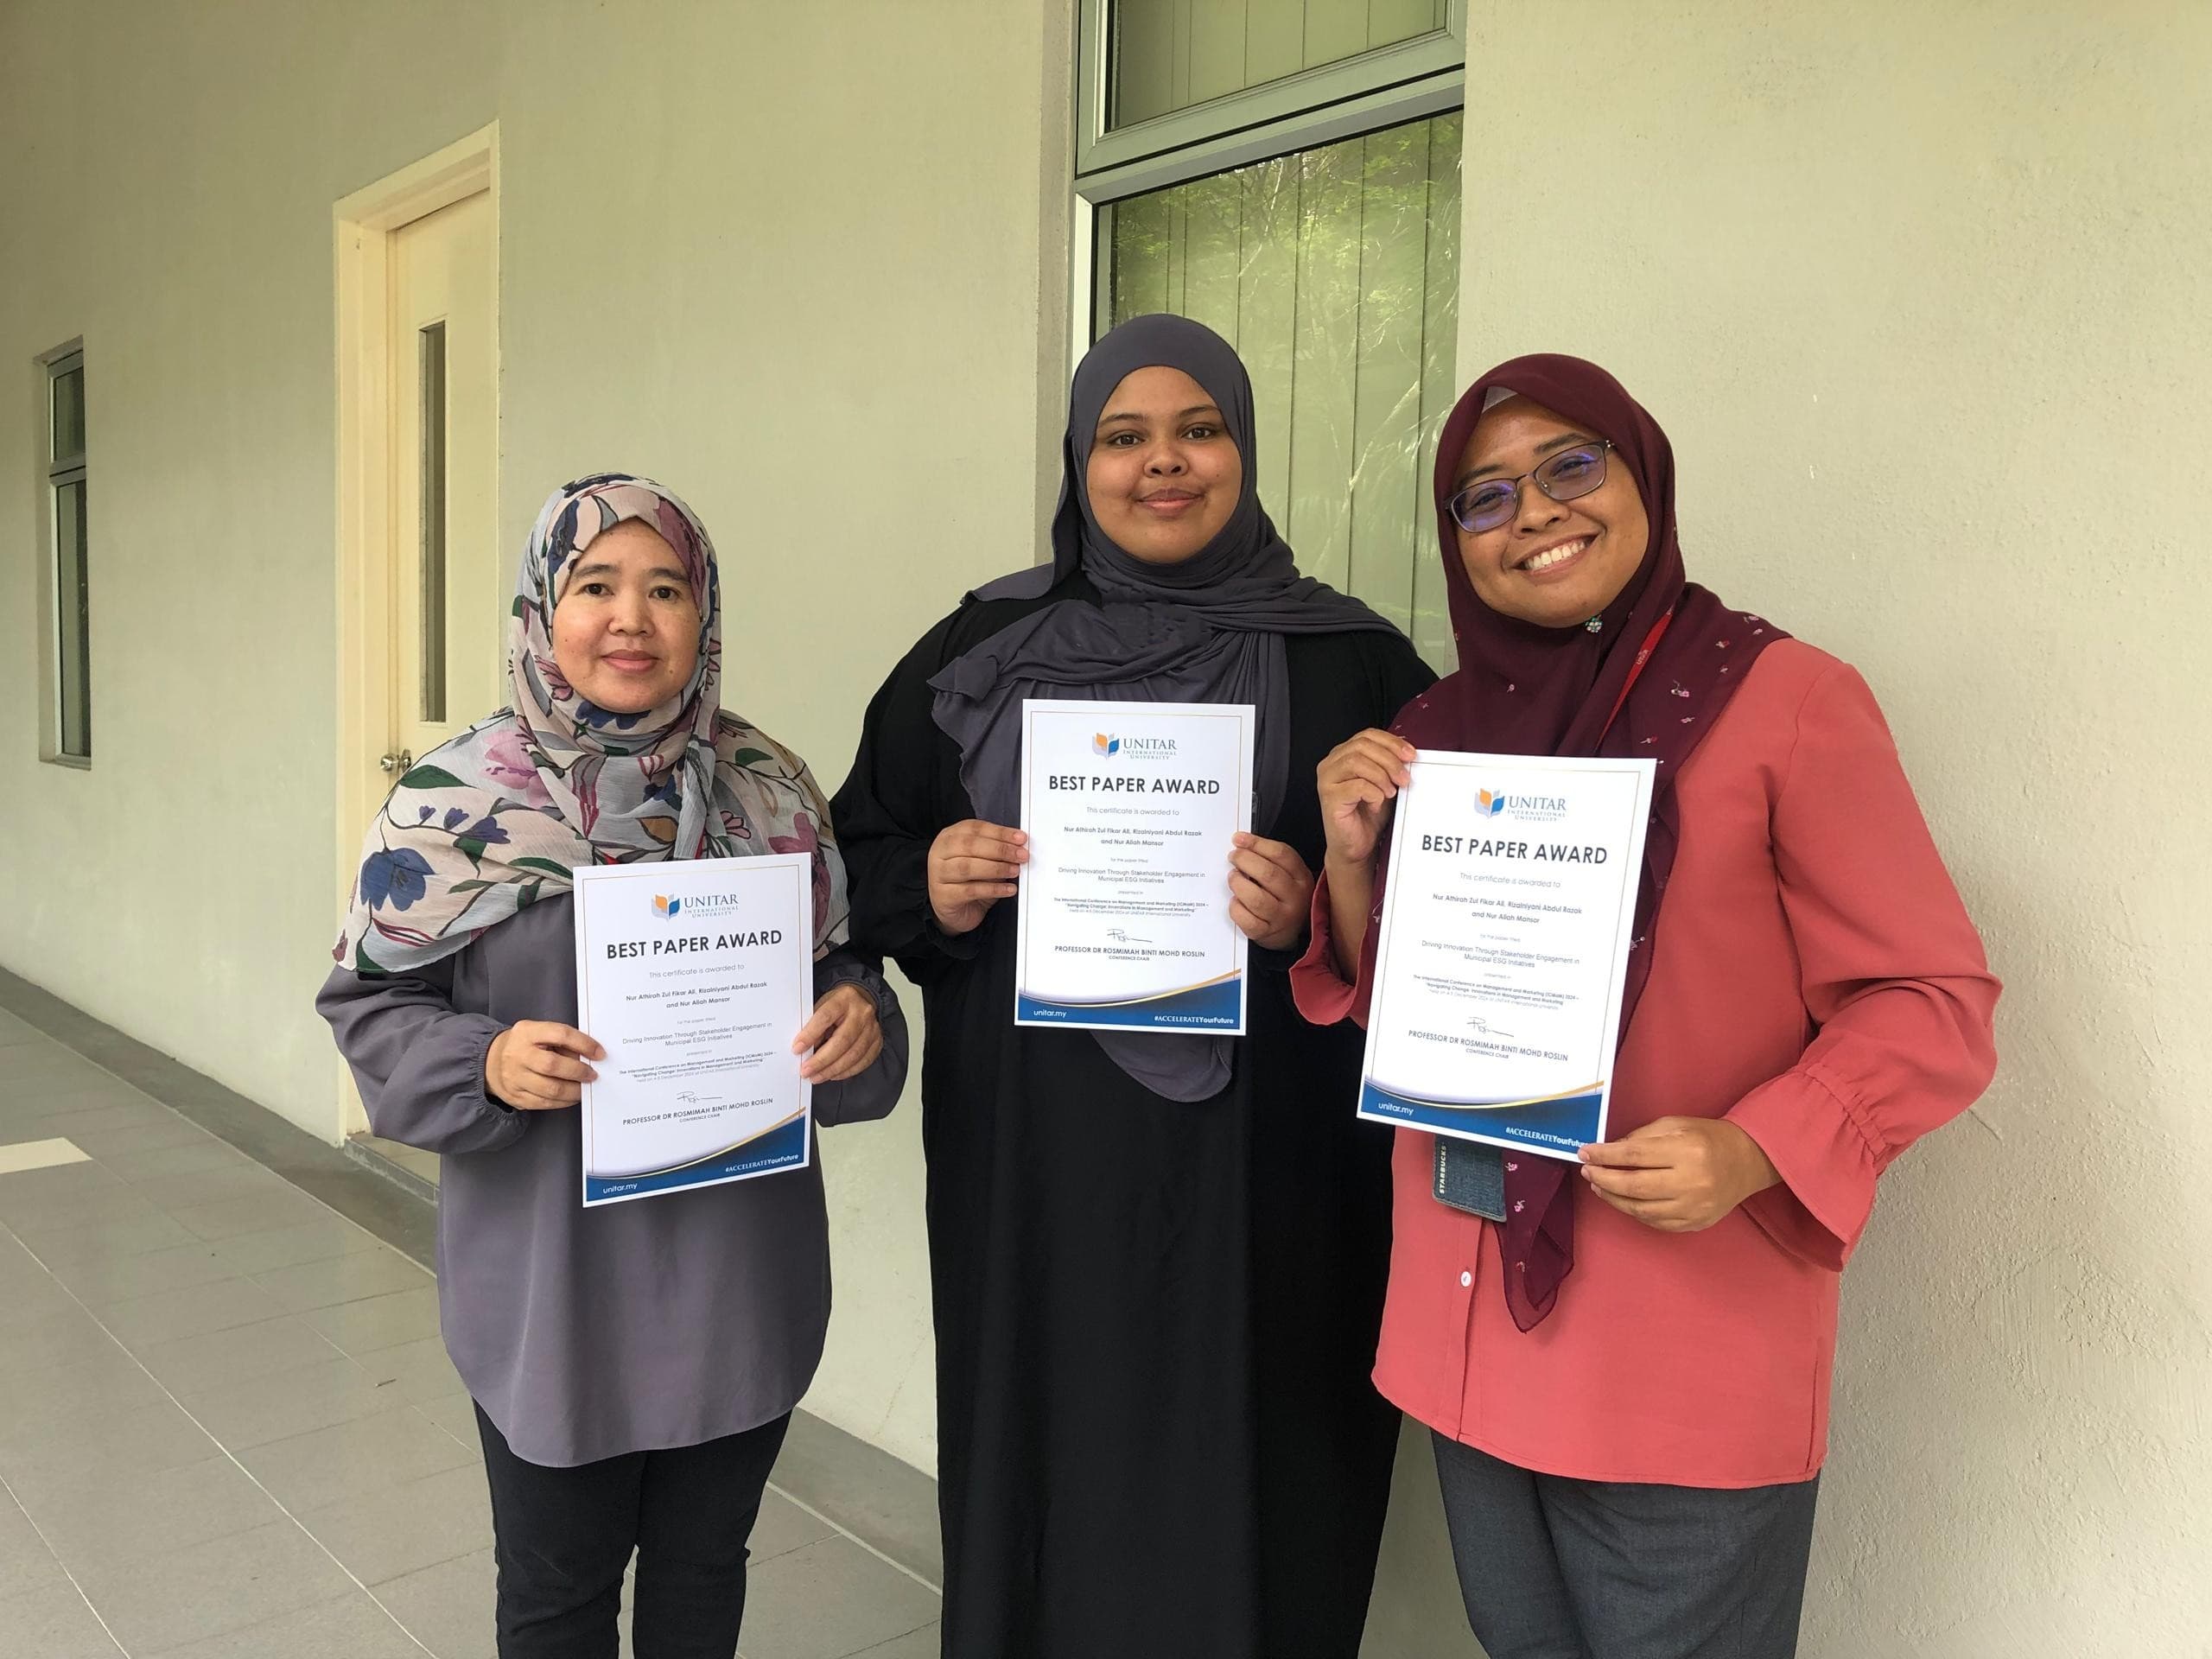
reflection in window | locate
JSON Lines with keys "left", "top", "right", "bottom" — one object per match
{"left": 1111, "top": 0, "right": 1448, "bottom": 129}
{"left": 1104, "top": 111, "right": 1461, "bottom": 664}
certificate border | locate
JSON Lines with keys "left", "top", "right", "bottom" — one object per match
{"left": 1013, "top": 697, "right": 1254, "bottom": 1037}
{"left": 573, "top": 854, "right": 816, "bottom": 1207}
{"left": 1356, "top": 751, "right": 1656, "bottom": 1161}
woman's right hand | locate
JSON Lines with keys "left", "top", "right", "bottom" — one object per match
{"left": 927, "top": 820, "right": 1027, "bottom": 936}
{"left": 1317, "top": 730, "right": 1416, "bottom": 868}
{"left": 485, "top": 1021, "right": 603, "bottom": 1110}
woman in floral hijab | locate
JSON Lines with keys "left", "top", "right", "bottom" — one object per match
{"left": 337, "top": 471, "right": 846, "bottom": 975}
{"left": 321, "top": 474, "right": 906, "bottom": 1659}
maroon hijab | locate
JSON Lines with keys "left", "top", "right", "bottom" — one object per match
{"left": 1369, "top": 354, "right": 1789, "bottom": 1330}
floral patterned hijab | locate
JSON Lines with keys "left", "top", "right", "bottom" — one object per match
{"left": 334, "top": 473, "right": 849, "bottom": 976}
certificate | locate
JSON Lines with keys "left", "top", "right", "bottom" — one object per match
{"left": 573, "top": 855, "right": 815, "bottom": 1206}
{"left": 1014, "top": 698, "right": 1254, "bottom": 1033}
{"left": 1358, "top": 752, "right": 1656, "bottom": 1160}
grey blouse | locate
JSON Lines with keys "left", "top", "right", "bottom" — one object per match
{"left": 317, "top": 893, "right": 907, "bottom": 1467}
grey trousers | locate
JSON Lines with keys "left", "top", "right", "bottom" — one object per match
{"left": 1430, "top": 1433, "right": 1820, "bottom": 1659}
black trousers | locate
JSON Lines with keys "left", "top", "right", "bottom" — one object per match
{"left": 474, "top": 1403, "right": 791, "bottom": 1659}
{"left": 1431, "top": 1433, "right": 1821, "bottom": 1659}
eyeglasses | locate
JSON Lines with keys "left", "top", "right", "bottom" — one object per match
{"left": 1446, "top": 441, "right": 1614, "bottom": 534}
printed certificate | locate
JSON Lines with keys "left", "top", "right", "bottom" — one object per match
{"left": 1358, "top": 751, "right": 1656, "bottom": 1160}
{"left": 1014, "top": 698, "right": 1254, "bottom": 1034}
{"left": 573, "top": 855, "right": 814, "bottom": 1206}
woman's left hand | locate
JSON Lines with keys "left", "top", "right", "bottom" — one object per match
{"left": 1577, "top": 1117, "right": 1781, "bottom": 1232}
{"left": 1228, "top": 833, "right": 1315, "bottom": 952}
{"left": 793, "top": 983, "right": 882, "bottom": 1084}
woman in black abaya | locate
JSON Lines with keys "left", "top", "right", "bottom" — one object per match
{"left": 831, "top": 315, "right": 1434, "bottom": 1657}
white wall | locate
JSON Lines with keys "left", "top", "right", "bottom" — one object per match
{"left": 1363, "top": 4, "right": 2212, "bottom": 1655}
{"left": 0, "top": 0, "right": 1064, "bottom": 1472}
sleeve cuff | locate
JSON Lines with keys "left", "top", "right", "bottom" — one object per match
{"left": 1288, "top": 873, "right": 1363, "bottom": 1027}
{"left": 1726, "top": 1068, "right": 1882, "bottom": 1272}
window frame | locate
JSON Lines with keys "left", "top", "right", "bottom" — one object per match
{"left": 1071, "top": 0, "right": 1465, "bottom": 360}
{"left": 1076, "top": 0, "right": 1466, "bottom": 181}
{"left": 40, "top": 342, "right": 90, "bottom": 766}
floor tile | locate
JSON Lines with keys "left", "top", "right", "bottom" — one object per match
{"left": 175, "top": 1353, "right": 400, "bottom": 1452}
{"left": 170, "top": 1187, "right": 334, "bottom": 1241}
{"left": 238, "top": 1403, "right": 476, "bottom": 1514}
{"left": 0, "top": 1496, "right": 70, "bottom": 1605}
{"left": 415, "top": 1389, "right": 484, "bottom": 1448}
{"left": 63, "top": 1118, "right": 218, "bottom": 1160}
{"left": 0, "top": 1398, "right": 219, "bottom": 1505}
{"left": 0, "top": 1183, "right": 162, "bottom": 1239}
{"left": 143, "top": 1590, "right": 427, "bottom": 1659}
{"left": 303, "top": 1284, "right": 442, "bottom": 1355}
{"left": 209, "top": 1215, "right": 383, "bottom": 1274}
{"left": 129, "top": 1163, "right": 296, "bottom": 1215}
{"left": 252, "top": 1245, "right": 431, "bottom": 1313}
{"left": 737, "top": 1536, "right": 941, "bottom": 1659}
{"left": 0, "top": 1084, "right": 150, "bottom": 1122}
{"left": 97, "top": 1273, "right": 289, "bottom": 1348}
{"left": 354, "top": 1333, "right": 469, "bottom": 1404}
{"left": 0, "top": 1302, "right": 127, "bottom": 1381}
{"left": 26, "top": 1453, "right": 285, "bottom": 1572}
{"left": 0, "top": 1137, "right": 90, "bottom": 1175}
{"left": 0, "top": 1264, "right": 76, "bottom": 1321}
{"left": 41, "top": 1237, "right": 236, "bottom": 1303}
{"left": 22, "top": 1205, "right": 200, "bottom": 1261}
{"left": 298, "top": 1459, "right": 493, "bottom": 1586}
{"left": 134, "top": 1313, "right": 346, "bottom": 1395}
{"left": 844, "top": 1624, "right": 943, "bottom": 1659}
{"left": 94, "top": 1139, "right": 253, "bottom": 1184}
{"left": 0, "top": 1581, "right": 124, "bottom": 1658}
{"left": 19, "top": 1103, "right": 175, "bottom": 1139}
{"left": 0, "top": 1346, "right": 172, "bottom": 1432}
{"left": 750, "top": 1490, "right": 839, "bottom": 1566}
{"left": 68, "top": 1519, "right": 353, "bottom": 1656}
{"left": 376, "top": 1546, "right": 497, "bottom": 1659}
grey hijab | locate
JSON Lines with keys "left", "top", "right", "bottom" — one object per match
{"left": 930, "top": 314, "right": 1401, "bottom": 1102}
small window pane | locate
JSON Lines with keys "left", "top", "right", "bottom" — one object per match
{"left": 52, "top": 364, "right": 86, "bottom": 463}
{"left": 1110, "top": 0, "right": 1448, "bottom": 130}
{"left": 1103, "top": 110, "right": 1461, "bottom": 665}
{"left": 55, "top": 478, "right": 91, "bottom": 759}
{"left": 419, "top": 322, "right": 448, "bottom": 724}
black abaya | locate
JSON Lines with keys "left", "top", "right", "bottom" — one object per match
{"left": 832, "top": 574, "right": 1436, "bottom": 1659}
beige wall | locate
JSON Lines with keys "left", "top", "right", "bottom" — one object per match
{"left": 5, "top": 3, "right": 2208, "bottom": 1652}
{"left": 0, "top": 0, "right": 1063, "bottom": 1471}
{"left": 1363, "top": 3, "right": 2212, "bottom": 1655}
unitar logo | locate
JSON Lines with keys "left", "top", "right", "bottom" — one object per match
{"left": 652, "top": 893, "right": 682, "bottom": 918}
{"left": 1477, "top": 788, "right": 1506, "bottom": 817}
{"left": 1093, "top": 733, "right": 1121, "bottom": 757}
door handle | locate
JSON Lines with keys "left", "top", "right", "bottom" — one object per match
{"left": 379, "top": 749, "right": 415, "bottom": 774}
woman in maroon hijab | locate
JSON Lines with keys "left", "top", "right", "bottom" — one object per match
{"left": 1292, "top": 356, "right": 1999, "bottom": 1657}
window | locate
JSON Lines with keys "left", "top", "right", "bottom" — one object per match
{"left": 1079, "top": 1, "right": 1465, "bottom": 664}
{"left": 45, "top": 348, "right": 89, "bottom": 762}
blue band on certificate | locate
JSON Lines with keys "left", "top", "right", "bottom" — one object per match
{"left": 1014, "top": 971, "right": 1243, "bottom": 1030}
{"left": 1355, "top": 751, "right": 1656, "bottom": 1164}
{"left": 1360, "top": 1080, "right": 1604, "bottom": 1157}
{"left": 582, "top": 1116, "right": 810, "bottom": 1205}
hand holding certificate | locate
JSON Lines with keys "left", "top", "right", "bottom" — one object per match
{"left": 1358, "top": 751, "right": 1656, "bottom": 1160}
{"left": 1014, "top": 698, "right": 1255, "bottom": 1033}
{"left": 573, "top": 855, "right": 817, "bottom": 1206}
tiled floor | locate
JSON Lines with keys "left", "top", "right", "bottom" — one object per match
{"left": 0, "top": 1003, "right": 940, "bottom": 1657}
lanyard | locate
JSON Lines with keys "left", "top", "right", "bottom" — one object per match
{"left": 1600, "top": 608, "right": 1675, "bottom": 741}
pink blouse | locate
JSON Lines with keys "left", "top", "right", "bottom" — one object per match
{"left": 1292, "top": 641, "right": 1999, "bottom": 1488}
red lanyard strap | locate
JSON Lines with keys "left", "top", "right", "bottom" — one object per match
{"left": 1601, "top": 608, "right": 1675, "bottom": 740}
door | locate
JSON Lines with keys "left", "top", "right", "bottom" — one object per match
{"left": 385, "top": 189, "right": 499, "bottom": 781}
